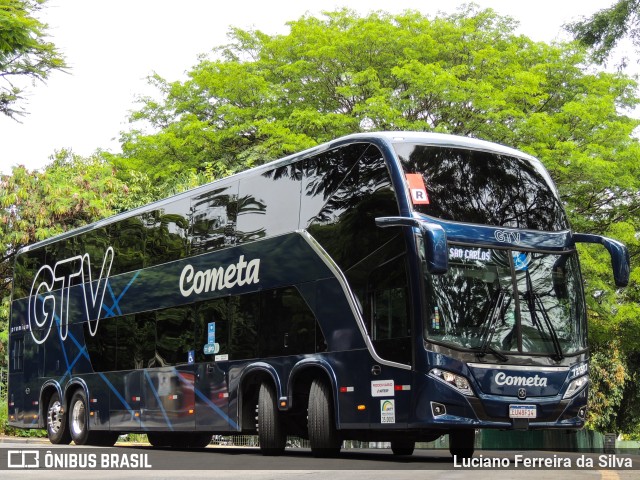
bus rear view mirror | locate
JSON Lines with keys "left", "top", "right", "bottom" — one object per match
{"left": 375, "top": 216, "right": 448, "bottom": 274}
{"left": 573, "top": 233, "right": 630, "bottom": 287}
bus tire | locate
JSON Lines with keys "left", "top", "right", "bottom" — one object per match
{"left": 449, "top": 429, "right": 475, "bottom": 459}
{"left": 308, "top": 378, "right": 341, "bottom": 458}
{"left": 182, "top": 433, "right": 212, "bottom": 448}
{"left": 69, "top": 390, "right": 91, "bottom": 445}
{"left": 87, "top": 431, "right": 119, "bottom": 446}
{"left": 46, "top": 392, "right": 71, "bottom": 445}
{"left": 147, "top": 432, "right": 173, "bottom": 447}
{"left": 391, "top": 440, "right": 415, "bottom": 456}
{"left": 257, "top": 382, "right": 286, "bottom": 456}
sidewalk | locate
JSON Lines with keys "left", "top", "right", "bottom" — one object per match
{"left": 0, "top": 435, "right": 49, "bottom": 444}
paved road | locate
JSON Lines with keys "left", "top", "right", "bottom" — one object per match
{"left": 1, "top": 438, "right": 638, "bottom": 479}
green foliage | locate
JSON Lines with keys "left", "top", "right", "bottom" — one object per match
{"left": 586, "top": 346, "right": 627, "bottom": 431}
{"left": 0, "top": 5, "right": 639, "bottom": 436}
{"left": 0, "top": 0, "right": 66, "bottom": 118}
{"left": 0, "top": 151, "right": 130, "bottom": 370}
{"left": 112, "top": 6, "right": 640, "bottom": 435}
{"left": 566, "top": 0, "right": 640, "bottom": 65}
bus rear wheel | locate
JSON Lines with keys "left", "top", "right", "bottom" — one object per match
{"left": 68, "top": 390, "right": 119, "bottom": 446}
{"left": 257, "top": 382, "right": 286, "bottom": 456}
{"left": 308, "top": 378, "right": 341, "bottom": 458}
{"left": 46, "top": 392, "right": 71, "bottom": 445}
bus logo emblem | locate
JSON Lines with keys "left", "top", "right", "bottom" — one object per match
{"left": 494, "top": 230, "right": 522, "bottom": 245}
{"left": 28, "top": 247, "right": 114, "bottom": 344}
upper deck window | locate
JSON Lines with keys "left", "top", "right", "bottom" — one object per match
{"left": 394, "top": 143, "right": 568, "bottom": 231}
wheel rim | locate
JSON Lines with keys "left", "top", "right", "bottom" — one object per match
{"left": 47, "top": 400, "right": 63, "bottom": 434}
{"left": 70, "top": 399, "right": 86, "bottom": 437}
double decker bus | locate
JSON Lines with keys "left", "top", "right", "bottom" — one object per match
{"left": 8, "top": 132, "right": 629, "bottom": 458}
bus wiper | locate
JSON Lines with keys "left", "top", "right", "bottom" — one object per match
{"left": 471, "top": 345, "right": 508, "bottom": 362}
{"left": 476, "top": 289, "right": 509, "bottom": 362}
{"left": 524, "top": 271, "right": 564, "bottom": 361}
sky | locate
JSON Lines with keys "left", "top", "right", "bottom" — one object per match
{"left": 0, "top": 0, "right": 625, "bottom": 174}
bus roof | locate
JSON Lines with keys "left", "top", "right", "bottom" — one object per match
{"left": 17, "top": 131, "right": 537, "bottom": 254}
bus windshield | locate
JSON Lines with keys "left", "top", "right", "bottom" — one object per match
{"left": 393, "top": 143, "right": 568, "bottom": 231}
{"left": 394, "top": 142, "right": 586, "bottom": 357}
{"left": 423, "top": 245, "right": 587, "bottom": 357}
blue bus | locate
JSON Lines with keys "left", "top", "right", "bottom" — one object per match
{"left": 8, "top": 132, "right": 629, "bottom": 458}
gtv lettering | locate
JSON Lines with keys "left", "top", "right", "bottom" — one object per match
{"left": 180, "top": 255, "right": 260, "bottom": 297}
{"left": 28, "top": 247, "right": 114, "bottom": 344}
{"left": 494, "top": 230, "right": 522, "bottom": 245}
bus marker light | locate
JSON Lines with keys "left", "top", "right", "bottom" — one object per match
{"left": 90, "top": 398, "right": 98, "bottom": 403}
{"left": 280, "top": 400, "right": 287, "bottom": 407}
{"left": 394, "top": 385, "right": 411, "bottom": 391}
{"left": 132, "top": 396, "right": 140, "bottom": 402}
{"left": 357, "top": 405, "right": 366, "bottom": 411}
{"left": 189, "top": 409, "right": 194, "bottom": 414}
{"left": 339, "top": 386, "right": 354, "bottom": 393}
{"left": 90, "top": 411, "right": 94, "bottom": 417}
{"left": 218, "top": 393, "right": 229, "bottom": 399}
{"left": 134, "top": 412, "right": 140, "bottom": 417}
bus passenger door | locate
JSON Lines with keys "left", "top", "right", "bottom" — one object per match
{"left": 366, "top": 251, "right": 413, "bottom": 427}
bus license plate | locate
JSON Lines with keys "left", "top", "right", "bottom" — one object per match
{"left": 509, "top": 405, "right": 536, "bottom": 418}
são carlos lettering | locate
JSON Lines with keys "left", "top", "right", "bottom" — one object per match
{"left": 179, "top": 255, "right": 260, "bottom": 297}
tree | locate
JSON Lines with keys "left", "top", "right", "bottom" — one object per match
{"left": 0, "top": 0, "right": 66, "bottom": 118}
{"left": 113, "top": 7, "right": 640, "bottom": 433}
{"left": 0, "top": 152, "right": 128, "bottom": 372}
{"left": 566, "top": 0, "right": 640, "bottom": 65}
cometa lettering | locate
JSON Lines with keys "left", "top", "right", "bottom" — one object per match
{"left": 179, "top": 255, "right": 260, "bottom": 297}
{"left": 495, "top": 372, "right": 548, "bottom": 387}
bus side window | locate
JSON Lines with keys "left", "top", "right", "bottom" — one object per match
{"left": 144, "top": 197, "right": 192, "bottom": 268}
{"left": 116, "top": 313, "right": 155, "bottom": 370}
{"left": 195, "top": 298, "right": 229, "bottom": 363}
{"left": 229, "top": 293, "right": 260, "bottom": 360}
{"left": 13, "top": 246, "right": 47, "bottom": 300}
{"left": 259, "top": 287, "right": 317, "bottom": 357}
{"left": 109, "top": 217, "right": 145, "bottom": 275}
{"left": 191, "top": 183, "right": 238, "bottom": 255}
{"left": 11, "top": 335, "right": 24, "bottom": 372}
{"left": 156, "top": 306, "right": 195, "bottom": 366}
{"left": 237, "top": 164, "right": 302, "bottom": 243}
{"left": 84, "top": 319, "right": 117, "bottom": 372}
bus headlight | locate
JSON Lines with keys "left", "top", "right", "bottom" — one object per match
{"left": 563, "top": 375, "right": 589, "bottom": 399}
{"left": 429, "top": 368, "right": 474, "bottom": 396}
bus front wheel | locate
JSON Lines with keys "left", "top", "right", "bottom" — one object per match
{"left": 308, "top": 378, "right": 341, "bottom": 458}
{"left": 46, "top": 392, "right": 71, "bottom": 445}
{"left": 257, "top": 382, "right": 286, "bottom": 455}
{"left": 449, "top": 429, "right": 475, "bottom": 459}
{"left": 391, "top": 440, "right": 415, "bottom": 456}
